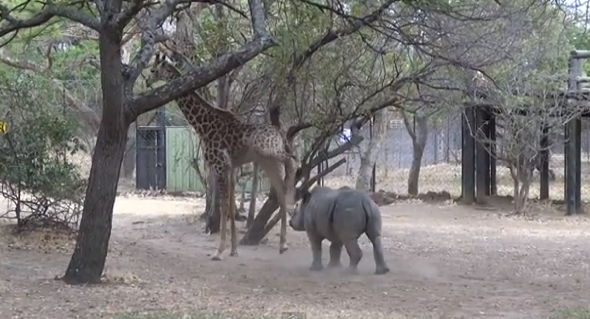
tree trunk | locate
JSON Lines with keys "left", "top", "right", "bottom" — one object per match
{"left": 63, "top": 29, "right": 127, "bottom": 285}
{"left": 122, "top": 129, "right": 135, "bottom": 179}
{"left": 433, "top": 123, "right": 438, "bottom": 164}
{"left": 356, "top": 154, "right": 374, "bottom": 191}
{"left": 247, "top": 163, "right": 260, "bottom": 228}
{"left": 241, "top": 157, "right": 348, "bottom": 244}
{"left": 404, "top": 113, "right": 428, "bottom": 196}
{"left": 355, "top": 112, "right": 387, "bottom": 191}
{"left": 240, "top": 190, "right": 279, "bottom": 245}
{"left": 239, "top": 180, "right": 246, "bottom": 212}
{"left": 407, "top": 141, "right": 426, "bottom": 195}
{"left": 510, "top": 163, "right": 533, "bottom": 214}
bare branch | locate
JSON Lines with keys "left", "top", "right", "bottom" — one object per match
{"left": 267, "top": 0, "right": 398, "bottom": 128}
{"left": 0, "top": 3, "right": 101, "bottom": 40}
{"left": 0, "top": 51, "right": 101, "bottom": 130}
{"left": 115, "top": 0, "right": 147, "bottom": 29}
{"left": 130, "top": 37, "right": 275, "bottom": 118}
{"left": 127, "top": 0, "right": 190, "bottom": 83}
{"left": 248, "top": 0, "right": 270, "bottom": 38}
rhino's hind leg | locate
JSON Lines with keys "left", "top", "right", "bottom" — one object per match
{"left": 328, "top": 241, "right": 343, "bottom": 268}
{"left": 343, "top": 239, "right": 362, "bottom": 274}
{"left": 366, "top": 232, "right": 389, "bottom": 275}
{"left": 307, "top": 232, "right": 324, "bottom": 271}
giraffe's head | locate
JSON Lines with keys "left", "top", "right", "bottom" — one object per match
{"left": 145, "top": 52, "right": 181, "bottom": 87}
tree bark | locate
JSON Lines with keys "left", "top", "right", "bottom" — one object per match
{"left": 356, "top": 111, "right": 387, "bottom": 191}
{"left": 63, "top": 29, "right": 127, "bottom": 284}
{"left": 240, "top": 191, "right": 279, "bottom": 245}
{"left": 122, "top": 128, "right": 135, "bottom": 179}
{"left": 356, "top": 152, "right": 374, "bottom": 191}
{"left": 241, "top": 158, "right": 347, "bottom": 244}
{"left": 247, "top": 163, "right": 259, "bottom": 228}
{"left": 404, "top": 113, "right": 428, "bottom": 196}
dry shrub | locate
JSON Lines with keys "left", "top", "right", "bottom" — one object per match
{"left": 0, "top": 224, "right": 76, "bottom": 253}
{"left": 0, "top": 73, "right": 86, "bottom": 233}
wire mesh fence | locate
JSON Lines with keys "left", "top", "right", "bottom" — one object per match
{"left": 317, "top": 114, "right": 590, "bottom": 202}
{"left": 50, "top": 110, "right": 590, "bottom": 203}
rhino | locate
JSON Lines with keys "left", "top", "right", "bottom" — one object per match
{"left": 288, "top": 186, "right": 390, "bottom": 275}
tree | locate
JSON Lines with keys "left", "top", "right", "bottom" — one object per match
{"left": 0, "top": 0, "right": 276, "bottom": 284}
{"left": 389, "top": 0, "right": 585, "bottom": 197}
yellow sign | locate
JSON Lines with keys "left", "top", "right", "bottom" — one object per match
{"left": 0, "top": 121, "right": 7, "bottom": 133}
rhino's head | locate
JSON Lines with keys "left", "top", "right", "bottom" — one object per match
{"left": 288, "top": 190, "right": 312, "bottom": 231}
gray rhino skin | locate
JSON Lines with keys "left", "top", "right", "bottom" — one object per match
{"left": 289, "top": 186, "right": 389, "bottom": 275}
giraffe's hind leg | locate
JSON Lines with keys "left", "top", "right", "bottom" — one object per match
{"left": 212, "top": 172, "right": 229, "bottom": 261}
{"left": 229, "top": 170, "right": 238, "bottom": 257}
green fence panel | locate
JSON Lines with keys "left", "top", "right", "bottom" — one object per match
{"left": 165, "top": 126, "right": 272, "bottom": 193}
{"left": 166, "top": 126, "right": 203, "bottom": 192}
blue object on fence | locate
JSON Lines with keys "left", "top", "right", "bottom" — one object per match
{"left": 338, "top": 127, "right": 351, "bottom": 144}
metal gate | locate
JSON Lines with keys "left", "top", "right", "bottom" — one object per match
{"left": 136, "top": 126, "right": 166, "bottom": 190}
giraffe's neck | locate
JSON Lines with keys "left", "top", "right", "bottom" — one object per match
{"left": 174, "top": 93, "right": 231, "bottom": 139}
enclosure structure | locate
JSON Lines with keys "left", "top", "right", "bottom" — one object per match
{"left": 135, "top": 125, "right": 167, "bottom": 190}
{"left": 136, "top": 125, "right": 269, "bottom": 193}
{"left": 461, "top": 50, "right": 590, "bottom": 215}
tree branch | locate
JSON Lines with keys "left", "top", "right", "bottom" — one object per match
{"left": 130, "top": 0, "right": 273, "bottom": 117}
{"left": 0, "top": 3, "right": 101, "bottom": 40}
{"left": 130, "top": 37, "right": 274, "bottom": 119}
{"left": 114, "top": 0, "right": 146, "bottom": 29}
{"left": 292, "top": 0, "right": 397, "bottom": 70}
{"left": 267, "top": 0, "right": 397, "bottom": 130}
{"left": 286, "top": 95, "right": 399, "bottom": 140}
{"left": 248, "top": 0, "right": 269, "bottom": 38}
{"left": 0, "top": 52, "right": 101, "bottom": 130}
{"left": 127, "top": 0, "right": 189, "bottom": 84}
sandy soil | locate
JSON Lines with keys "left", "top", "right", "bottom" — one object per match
{"left": 2, "top": 195, "right": 590, "bottom": 319}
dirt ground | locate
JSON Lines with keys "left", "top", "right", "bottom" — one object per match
{"left": 2, "top": 196, "right": 590, "bottom": 319}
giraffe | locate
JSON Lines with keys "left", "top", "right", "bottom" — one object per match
{"left": 146, "top": 52, "right": 297, "bottom": 260}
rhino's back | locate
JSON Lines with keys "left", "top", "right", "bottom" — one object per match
{"left": 304, "top": 187, "right": 340, "bottom": 233}
{"left": 331, "top": 189, "right": 380, "bottom": 238}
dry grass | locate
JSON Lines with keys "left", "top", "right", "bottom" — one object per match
{"left": 552, "top": 308, "right": 590, "bottom": 319}
{"left": 3, "top": 196, "right": 590, "bottom": 319}
{"left": 115, "top": 313, "right": 233, "bottom": 319}
{"left": 0, "top": 224, "right": 76, "bottom": 253}
{"left": 325, "top": 155, "right": 590, "bottom": 202}
{"left": 67, "top": 148, "right": 590, "bottom": 202}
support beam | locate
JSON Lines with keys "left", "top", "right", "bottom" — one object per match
{"left": 156, "top": 106, "right": 167, "bottom": 190}
{"left": 565, "top": 117, "right": 582, "bottom": 214}
{"left": 461, "top": 106, "right": 475, "bottom": 203}
{"left": 475, "top": 107, "right": 490, "bottom": 203}
{"left": 565, "top": 53, "right": 583, "bottom": 215}
{"left": 489, "top": 113, "right": 497, "bottom": 196}
{"left": 539, "top": 124, "right": 549, "bottom": 200}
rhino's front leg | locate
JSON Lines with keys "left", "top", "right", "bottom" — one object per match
{"left": 328, "top": 241, "right": 343, "bottom": 268}
{"left": 343, "top": 239, "right": 363, "bottom": 274}
{"left": 307, "top": 230, "right": 324, "bottom": 271}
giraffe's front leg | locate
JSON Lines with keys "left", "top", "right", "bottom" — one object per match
{"left": 259, "top": 159, "right": 289, "bottom": 254}
{"left": 280, "top": 156, "right": 297, "bottom": 254}
{"left": 212, "top": 173, "right": 229, "bottom": 261}
{"left": 279, "top": 204, "right": 289, "bottom": 254}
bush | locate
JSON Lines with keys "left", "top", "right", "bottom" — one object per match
{"left": 0, "top": 72, "right": 86, "bottom": 233}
